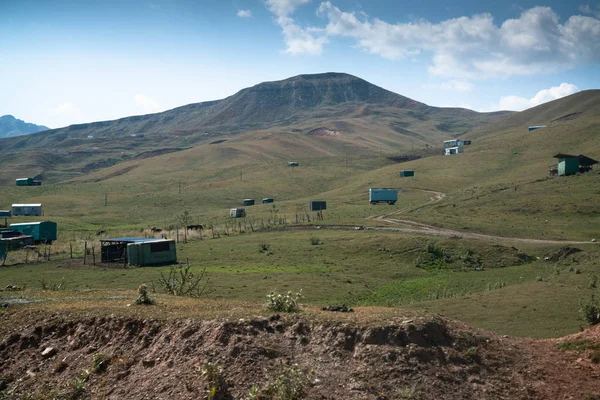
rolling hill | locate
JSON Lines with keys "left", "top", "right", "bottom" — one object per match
{"left": 0, "top": 115, "right": 48, "bottom": 138}
{"left": 0, "top": 73, "right": 509, "bottom": 184}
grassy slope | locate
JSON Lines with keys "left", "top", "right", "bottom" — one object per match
{"left": 0, "top": 90, "right": 599, "bottom": 339}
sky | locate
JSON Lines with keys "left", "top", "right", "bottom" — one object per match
{"left": 1, "top": 0, "right": 599, "bottom": 129}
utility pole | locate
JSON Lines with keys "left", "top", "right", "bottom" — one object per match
{"left": 179, "top": 181, "right": 182, "bottom": 194}
{"left": 240, "top": 170, "right": 243, "bottom": 181}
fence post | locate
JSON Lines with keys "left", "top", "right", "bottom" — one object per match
{"left": 84, "top": 241, "right": 87, "bottom": 265}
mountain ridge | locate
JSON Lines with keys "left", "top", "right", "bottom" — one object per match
{"left": 0, "top": 115, "right": 49, "bottom": 138}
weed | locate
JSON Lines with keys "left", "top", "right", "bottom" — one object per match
{"left": 580, "top": 295, "right": 600, "bottom": 325}
{"left": 259, "top": 241, "right": 271, "bottom": 252}
{"left": 40, "top": 277, "right": 66, "bottom": 291}
{"left": 91, "top": 353, "right": 111, "bottom": 373}
{"left": 590, "top": 274, "right": 598, "bottom": 289}
{"left": 265, "top": 290, "right": 302, "bottom": 313}
{"left": 64, "top": 377, "right": 86, "bottom": 399}
{"left": 255, "top": 361, "right": 313, "bottom": 400}
{"left": 535, "top": 275, "right": 543, "bottom": 282}
{"left": 133, "top": 284, "right": 155, "bottom": 305}
{"left": 201, "top": 362, "right": 232, "bottom": 400}
{"left": 309, "top": 236, "right": 322, "bottom": 245}
{"left": 158, "top": 263, "right": 214, "bottom": 298}
{"left": 591, "top": 350, "right": 600, "bottom": 364}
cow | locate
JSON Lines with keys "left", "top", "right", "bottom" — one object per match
{"left": 186, "top": 224, "right": 204, "bottom": 231}
{"left": 150, "top": 226, "right": 163, "bottom": 233}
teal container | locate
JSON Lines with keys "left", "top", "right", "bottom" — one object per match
{"left": 309, "top": 201, "right": 327, "bottom": 211}
{"left": 9, "top": 221, "right": 57, "bottom": 243}
{"left": 16, "top": 178, "right": 33, "bottom": 186}
{"left": 262, "top": 198, "right": 274, "bottom": 204}
{"left": 127, "top": 240, "right": 177, "bottom": 266}
{"left": 243, "top": 199, "right": 255, "bottom": 206}
{"left": 558, "top": 157, "right": 579, "bottom": 176}
{"left": 400, "top": 170, "right": 414, "bottom": 177}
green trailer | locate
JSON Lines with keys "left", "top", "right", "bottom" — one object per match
{"left": 127, "top": 240, "right": 177, "bottom": 266}
{"left": 400, "top": 170, "right": 414, "bottom": 177}
{"left": 9, "top": 221, "right": 57, "bottom": 243}
{"left": 16, "top": 178, "right": 34, "bottom": 186}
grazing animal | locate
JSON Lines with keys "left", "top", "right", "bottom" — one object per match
{"left": 150, "top": 226, "right": 163, "bottom": 233}
{"left": 96, "top": 230, "right": 107, "bottom": 236}
{"left": 186, "top": 224, "right": 203, "bottom": 231}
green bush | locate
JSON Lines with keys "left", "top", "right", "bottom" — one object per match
{"left": 251, "top": 362, "right": 313, "bottom": 400}
{"left": 580, "top": 295, "right": 600, "bottom": 325}
{"left": 309, "top": 236, "right": 322, "bottom": 245}
{"left": 201, "top": 362, "right": 232, "bottom": 400}
{"left": 133, "top": 284, "right": 155, "bottom": 305}
{"left": 265, "top": 290, "right": 302, "bottom": 313}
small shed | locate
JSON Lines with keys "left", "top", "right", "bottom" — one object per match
{"left": 9, "top": 221, "right": 57, "bottom": 243}
{"left": 262, "top": 198, "right": 274, "bottom": 204}
{"left": 127, "top": 240, "right": 177, "bottom": 266}
{"left": 230, "top": 208, "right": 246, "bottom": 218}
{"left": 528, "top": 125, "right": 546, "bottom": 131}
{"left": 243, "top": 199, "right": 255, "bottom": 206}
{"left": 16, "top": 178, "right": 34, "bottom": 186}
{"left": 400, "top": 170, "right": 414, "bottom": 177}
{"left": 553, "top": 154, "right": 599, "bottom": 176}
{"left": 309, "top": 201, "right": 327, "bottom": 211}
{"left": 444, "top": 146, "right": 463, "bottom": 155}
{"left": 100, "top": 237, "right": 176, "bottom": 265}
{"left": 288, "top": 162, "right": 299, "bottom": 167}
{"left": 12, "top": 204, "right": 42, "bottom": 216}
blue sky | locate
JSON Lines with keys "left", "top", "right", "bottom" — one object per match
{"left": 1, "top": 0, "right": 599, "bottom": 128}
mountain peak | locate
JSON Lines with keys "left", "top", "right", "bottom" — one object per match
{"left": 0, "top": 115, "right": 49, "bottom": 138}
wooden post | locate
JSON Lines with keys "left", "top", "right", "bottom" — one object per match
{"left": 84, "top": 241, "right": 87, "bottom": 265}
{"left": 70, "top": 242, "right": 73, "bottom": 259}
{"left": 104, "top": 193, "right": 107, "bottom": 206}
{"left": 92, "top": 246, "right": 96, "bottom": 266}
{"left": 47, "top": 247, "right": 51, "bottom": 261}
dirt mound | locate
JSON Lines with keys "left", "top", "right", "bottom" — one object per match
{"left": 1, "top": 309, "right": 600, "bottom": 399}
{"left": 306, "top": 128, "right": 342, "bottom": 137}
{"left": 544, "top": 247, "right": 582, "bottom": 261}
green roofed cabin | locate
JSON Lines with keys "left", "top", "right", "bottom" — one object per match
{"left": 15, "top": 178, "right": 41, "bottom": 186}
{"left": 400, "top": 170, "right": 414, "bottom": 177}
{"left": 9, "top": 221, "right": 57, "bottom": 244}
{"left": 552, "top": 154, "right": 599, "bottom": 176}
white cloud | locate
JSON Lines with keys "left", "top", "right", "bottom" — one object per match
{"left": 134, "top": 94, "right": 161, "bottom": 114}
{"left": 265, "top": 0, "right": 326, "bottom": 55}
{"left": 497, "top": 83, "right": 579, "bottom": 111}
{"left": 237, "top": 9, "right": 253, "bottom": 18}
{"left": 439, "top": 80, "right": 473, "bottom": 92}
{"left": 265, "top": 0, "right": 311, "bottom": 17}
{"left": 55, "top": 102, "right": 74, "bottom": 114}
{"left": 579, "top": 4, "right": 600, "bottom": 18}
{"left": 316, "top": 2, "right": 600, "bottom": 79}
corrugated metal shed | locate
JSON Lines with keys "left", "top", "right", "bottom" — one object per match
{"left": 127, "top": 240, "right": 177, "bottom": 266}
{"left": 0, "top": 210, "right": 11, "bottom": 217}
{"left": 11, "top": 204, "right": 42, "bottom": 216}
{"left": 309, "top": 201, "right": 327, "bottom": 211}
{"left": 9, "top": 221, "right": 57, "bottom": 243}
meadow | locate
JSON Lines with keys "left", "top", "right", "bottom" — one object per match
{"left": 1, "top": 91, "right": 599, "bottom": 340}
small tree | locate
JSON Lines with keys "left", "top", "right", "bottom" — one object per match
{"left": 158, "top": 263, "right": 214, "bottom": 298}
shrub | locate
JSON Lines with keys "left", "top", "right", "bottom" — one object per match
{"left": 309, "top": 236, "right": 322, "bottom": 245}
{"left": 265, "top": 290, "right": 302, "bottom": 313}
{"left": 91, "top": 353, "right": 111, "bottom": 373}
{"left": 40, "top": 277, "right": 66, "bottom": 291}
{"left": 158, "top": 263, "right": 213, "bottom": 298}
{"left": 253, "top": 362, "right": 313, "bottom": 400}
{"left": 201, "top": 362, "right": 232, "bottom": 400}
{"left": 591, "top": 350, "right": 600, "bottom": 364}
{"left": 590, "top": 274, "right": 598, "bottom": 289}
{"left": 580, "top": 295, "right": 600, "bottom": 325}
{"left": 133, "top": 284, "right": 155, "bottom": 305}
{"left": 259, "top": 241, "right": 271, "bottom": 252}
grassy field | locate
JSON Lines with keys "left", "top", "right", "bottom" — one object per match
{"left": 1, "top": 91, "right": 599, "bottom": 340}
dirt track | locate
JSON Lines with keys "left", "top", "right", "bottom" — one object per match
{"left": 363, "top": 189, "right": 595, "bottom": 245}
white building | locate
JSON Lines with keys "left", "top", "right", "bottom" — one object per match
{"left": 444, "top": 146, "right": 464, "bottom": 155}
{"left": 11, "top": 204, "right": 42, "bottom": 216}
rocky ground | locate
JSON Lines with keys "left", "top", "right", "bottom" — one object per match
{"left": 1, "top": 303, "right": 600, "bottom": 400}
